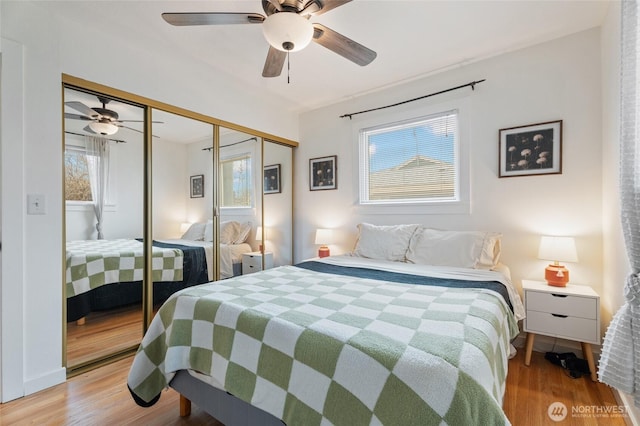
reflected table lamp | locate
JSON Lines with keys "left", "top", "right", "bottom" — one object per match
{"left": 538, "top": 236, "right": 578, "bottom": 287}
{"left": 315, "top": 229, "right": 333, "bottom": 258}
{"left": 256, "top": 226, "right": 263, "bottom": 252}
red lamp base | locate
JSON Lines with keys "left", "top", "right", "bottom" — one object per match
{"left": 545, "top": 263, "right": 569, "bottom": 287}
{"left": 318, "top": 246, "right": 330, "bottom": 258}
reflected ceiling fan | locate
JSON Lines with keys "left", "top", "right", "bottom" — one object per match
{"left": 65, "top": 97, "right": 160, "bottom": 136}
{"left": 162, "top": 0, "right": 377, "bottom": 78}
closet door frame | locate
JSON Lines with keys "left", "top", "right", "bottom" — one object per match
{"left": 62, "top": 74, "right": 298, "bottom": 376}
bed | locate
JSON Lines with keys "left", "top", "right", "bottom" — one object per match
{"left": 127, "top": 224, "right": 525, "bottom": 425}
{"left": 65, "top": 221, "right": 253, "bottom": 322}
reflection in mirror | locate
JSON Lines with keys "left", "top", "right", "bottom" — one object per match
{"left": 263, "top": 140, "right": 293, "bottom": 267}
{"left": 64, "top": 87, "right": 145, "bottom": 369}
{"left": 150, "top": 109, "right": 214, "bottom": 314}
{"left": 218, "top": 128, "right": 262, "bottom": 276}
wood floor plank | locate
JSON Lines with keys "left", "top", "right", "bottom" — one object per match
{"left": 0, "top": 347, "right": 631, "bottom": 425}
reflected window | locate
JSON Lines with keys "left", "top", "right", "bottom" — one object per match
{"left": 221, "top": 153, "right": 252, "bottom": 208}
{"left": 65, "top": 146, "right": 92, "bottom": 202}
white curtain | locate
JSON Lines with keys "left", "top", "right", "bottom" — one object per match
{"left": 598, "top": 0, "right": 640, "bottom": 408}
{"left": 84, "top": 136, "right": 110, "bottom": 240}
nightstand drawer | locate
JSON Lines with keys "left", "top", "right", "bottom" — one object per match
{"left": 526, "top": 291, "right": 597, "bottom": 319}
{"left": 526, "top": 311, "right": 598, "bottom": 342}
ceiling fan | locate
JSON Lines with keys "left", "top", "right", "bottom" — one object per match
{"left": 161, "top": 0, "right": 377, "bottom": 78}
{"left": 65, "top": 97, "right": 155, "bottom": 136}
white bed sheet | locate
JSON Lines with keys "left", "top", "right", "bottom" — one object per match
{"left": 157, "top": 240, "right": 252, "bottom": 280}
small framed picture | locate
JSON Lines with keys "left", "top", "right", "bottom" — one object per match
{"left": 499, "top": 120, "right": 562, "bottom": 178}
{"left": 190, "top": 174, "right": 204, "bottom": 198}
{"left": 309, "top": 155, "right": 337, "bottom": 191}
{"left": 263, "top": 164, "right": 281, "bottom": 194}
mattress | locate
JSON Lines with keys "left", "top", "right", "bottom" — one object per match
{"left": 128, "top": 255, "right": 522, "bottom": 425}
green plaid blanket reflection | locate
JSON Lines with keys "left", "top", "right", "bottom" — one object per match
{"left": 128, "top": 265, "right": 519, "bottom": 425}
{"left": 66, "top": 239, "right": 183, "bottom": 298}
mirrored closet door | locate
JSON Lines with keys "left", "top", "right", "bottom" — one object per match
{"left": 64, "top": 86, "right": 146, "bottom": 370}
{"left": 150, "top": 109, "right": 216, "bottom": 317}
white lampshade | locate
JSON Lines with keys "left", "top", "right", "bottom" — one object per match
{"left": 262, "top": 12, "right": 314, "bottom": 52}
{"left": 89, "top": 121, "right": 118, "bottom": 136}
{"left": 538, "top": 236, "right": 578, "bottom": 263}
{"left": 315, "top": 229, "right": 333, "bottom": 245}
{"left": 256, "top": 226, "right": 263, "bottom": 241}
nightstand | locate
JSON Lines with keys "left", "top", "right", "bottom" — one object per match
{"left": 242, "top": 251, "right": 274, "bottom": 275}
{"left": 522, "top": 279, "right": 600, "bottom": 381}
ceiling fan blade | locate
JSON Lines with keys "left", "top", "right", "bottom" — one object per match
{"left": 65, "top": 112, "right": 93, "bottom": 121}
{"left": 312, "top": 24, "right": 376, "bottom": 66}
{"left": 262, "top": 47, "right": 287, "bottom": 77}
{"left": 162, "top": 12, "right": 264, "bottom": 26}
{"left": 301, "top": 0, "right": 352, "bottom": 16}
{"left": 66, "top": 101, "right": 100, "bottom": 118}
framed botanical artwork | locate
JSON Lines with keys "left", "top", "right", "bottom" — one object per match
{"left": 263, "top": 164, "right": 281, "bottom": 194}
{"left": 499, "top": 120, "right": 562, "bottom": 178}
{"left": 309, "top": 155, "right": 337, "bottom": 191}
{"left": 190, "top": 174, "right": 204, "bottom": 198}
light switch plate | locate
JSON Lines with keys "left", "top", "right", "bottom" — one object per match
{"left": 27, "top": 194, "right": 46, "bottom": 215}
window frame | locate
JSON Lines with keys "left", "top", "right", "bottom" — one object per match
{"left": 352, "top": 97, "right": 470, "bottom": 215}
{"left": 220, "top": 151, "right": 254, "bottom": 211}
{"left": 64, "top": 142, "right": 117, "bottom": 212}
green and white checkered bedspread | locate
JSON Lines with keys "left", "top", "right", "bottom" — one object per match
{"left": 128, "top": 264, "right": 519, "bottom": 425}
{"left": 66, "top": 239, "right": 183, "bottom": 298}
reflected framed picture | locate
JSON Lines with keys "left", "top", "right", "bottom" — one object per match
{"left": 499, "top": 120, "right": 562, "bottom": 178}
{"left": 190, "top": 174, "right": 204, "bottom": 198}
{"left": 264, "top": 164, "right": 281, "bottom": 194}
{"left": 309, "top": 155, "right": 337, "bottom": 191}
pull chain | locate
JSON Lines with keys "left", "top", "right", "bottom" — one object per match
{"left": 287, "top": 51, "right": 290, "bottom": 84}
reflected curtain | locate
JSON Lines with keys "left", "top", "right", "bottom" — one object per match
{"left": 84, "top": 136, "right": 110, "bottom": 239}
{"left": 598, "top": 0, "right": 640, "bottom": 407}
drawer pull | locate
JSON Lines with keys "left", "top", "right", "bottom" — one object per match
{"left": 551, "top": 313, "right": 568, "bottom": 318}
{"left": 551, "top": 294, "right": 568, "bottom": 298}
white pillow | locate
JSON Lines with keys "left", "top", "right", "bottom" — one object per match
{"left": 219, "top": 221, "right": 240, "bottom": 244}
{"left": 352, "top": 223, "right": 420, "bottom": 261}
{"left": 181, "top": 222, "right": 206, "bottom": 241}
{"left": 232, "top": 222, "right": 252, "bottom": 244}
{"left": 406, "top": 229, "right": 502, "bottom": 269}
{"left": 204, "top": 220, "right": 214, "bottom": 242}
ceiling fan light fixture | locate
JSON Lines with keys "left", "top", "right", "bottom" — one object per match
{"left": 89, "top": 121, "right": 119, "bottom": 136}
{"left": 262, "top": 12, "right": 313, "bottom": 52}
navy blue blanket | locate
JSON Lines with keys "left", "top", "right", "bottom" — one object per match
{"left": 295, "top": 261, "right": 513, "bottom": 313}
{"left": 151, "top": 240, "right": 208, "bottom": 285}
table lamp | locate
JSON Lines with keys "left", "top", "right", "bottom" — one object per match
{"left": 538, "top": 236, "right": 578, "bottom": 287}
{"left": 315, "top": 229, "right": 333, "bottom": 258}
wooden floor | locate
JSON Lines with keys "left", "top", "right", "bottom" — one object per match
{"left": 0, "top": 348, "right": 629, "bottom": 425}
{"left": 67, "top": 304, "right": 145, "bottom": 367}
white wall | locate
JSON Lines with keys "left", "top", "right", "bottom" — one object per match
{"left": 297, "top": 28, "right": 604, "bottom": 329}
{"left": 0, "top": 0, "right": 298, "bottom": 399}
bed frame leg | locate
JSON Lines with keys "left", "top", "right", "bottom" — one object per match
{"left": 76, "top": 317, "right": 86, "bottom": 326}
{"left": 180, "top": 394, "right": 191, "bottom": 417}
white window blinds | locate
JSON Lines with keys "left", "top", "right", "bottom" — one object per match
{"left": 359, "top": 110, "right": 458, "bottom": 204}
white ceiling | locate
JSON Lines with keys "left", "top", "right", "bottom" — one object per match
{"left": 45, "top": 0, "right": 611, "bottom": 114}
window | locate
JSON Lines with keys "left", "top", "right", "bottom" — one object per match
{"left": 359, "top": 110, "right": 459, "bottom": 205}
{"left": 65, "top": 146, "right": 93, "bottom": 202}
{"left": 221, "top": 153, "right": 252, "bottom": 208}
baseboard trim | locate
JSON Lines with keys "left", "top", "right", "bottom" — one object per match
{"left": 24, "top": 367, "right": 66, "bottom": 396}
{"left": 613, "top": 389, "right": 640, "bottom": 426}
{"left": 512, "top": 332, "right": 602, "bottom": 357}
